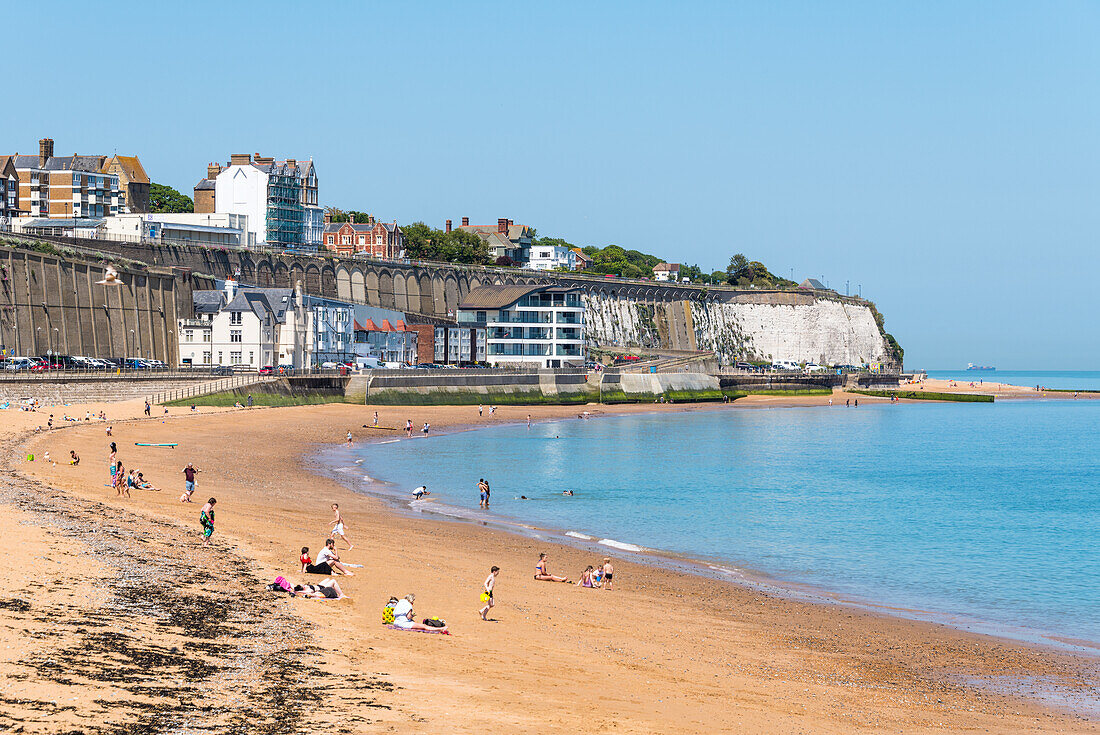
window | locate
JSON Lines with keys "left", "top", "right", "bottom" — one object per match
{"left": 217, "top": 351, "right": 223, "bottom": 364}
{"left": 230, "top": 351, "right": 242, "bottom": 365}
{"left": 202, "top": 331, "right": 211, "bottom": 342}
{"left": 183, "top": 329, "right": 194, "bottom": 341}
{"left": 203, "top": 351, "right": 211, "bottom": 364}
{"left": 230, "top": 312, "right": 242, "bottom": 325}
{"left": 230, "top": 330, "right": 242, "bottom": 343}
{"left": 249, "top": 351, "right": 254, "bottom": 364}
{"left": 327, "top": 235, "right": 334, "bottom": 244}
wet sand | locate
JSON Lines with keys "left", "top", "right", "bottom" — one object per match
{"left": 3, "top": 394, "right": 1099, "bottom": 733}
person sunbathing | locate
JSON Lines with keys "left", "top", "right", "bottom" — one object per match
{"left": 534, "top": 553, "right": 569, "bottom": 582}
{"left": 390, "top": 593, "right": 448, "bottom": 632}
{"left": 135, "top": 472, "right": 158, "bottom": 491}
{"left": 293, "top": 579, "right": 346, "bottom": 600}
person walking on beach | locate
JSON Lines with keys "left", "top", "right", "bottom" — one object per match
{"left": 405, "top": 419, "right": 413, "bottom": 438}
{"left": 346, "top": 430, "right": 353, "bottom": 447}
{"left": 479, "top": 566, "right": 500, "bottom": 621}
{"left": 421, "top": 422, "right": 430, "bottom": 435}
{"left": 115, "top": 460, "right": 128, "bottom": 497}
{"left": 199, "top": 498, "right": 216, "bottom": 545}
{"left": 601, "top": 557, "right": 615, "bottom": 591}
{"left": 180, "top": 463, "right": 199, "bottom": 503}
{"left": 329, "top": 503, "right": 354, "bottom": 549}
{"left": 534, "top": 553, "right": 569, "bottom": 583}
{"left": 373, "top": 411, "right": 379, "bottom": 427}
{"left": 47, "top": 415, "right": 54, "bottom": 430}
{"left": 247, "top": 394, "right": 253, "bottom": 407}
{"left": 478, "top": 404, "right": 483, "bottom": 417}
{"left": 144, "top": 400, "right": 151, "bottom": 417}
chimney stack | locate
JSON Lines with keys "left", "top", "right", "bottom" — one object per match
{"left": 229, "top": 153, "right": 251, "bottom": 165}
{"left": 207, "top": 162, "right": 222, "bottom": 179}
{"left": 461, "top": 216, "right": 469, "bottom": 227}
{"left": 38, "top": 138, "right": 54, "bottom": 168}
{"left": 497, "top": 218, "right": 509, "bottom": 235}
{"left": 286, "top": 158, "right": 297, "bottom": 168}
{"left": 445, "top": 219, "right": 452, "bottom": 233}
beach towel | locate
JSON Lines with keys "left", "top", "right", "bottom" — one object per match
{"left": 384, "top": 624, "right": 451, "bottom": 635}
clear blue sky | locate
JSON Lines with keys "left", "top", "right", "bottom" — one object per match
{"left": 4, "top": 2, "right": 1098, "bottom": 369}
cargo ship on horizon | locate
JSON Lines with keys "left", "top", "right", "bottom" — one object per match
{"left": 966, "top": 363, "right": 996, "bottom": 371}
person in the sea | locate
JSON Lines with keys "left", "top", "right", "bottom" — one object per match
{"left": 479, "top": 566, "right": 500, "bottom": 621}
{"left": 391, "top": 593, "right": 448, "bottom": 632}
{"left": 478, "top": 479, "right": 489, "bottom": 509}
{"left": 329, "top": 503, "right": 353, "bottom": 549}
{"left": 534, "top": 553, "right": 569, "bottom": 583}
{"left": 563, "top": 490, "right": 574, "bottom": 496}
{"left": 293, "top": 579, "right": 347, "bottom": 600}
{"left": 200, "top": 498, "right": 216, "bottom": 545}
{"left": 601, "top": 557, "right": 615, "bottom": 591}
{"left": 316, "top": 538, "right": 354, "bottom": 576}
{"left": 412, "top": 485, "right": 430, "bottom": 500}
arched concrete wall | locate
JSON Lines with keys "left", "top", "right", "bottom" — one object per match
{"left": 336, "top": 267, "right": 352, "bottom": 301}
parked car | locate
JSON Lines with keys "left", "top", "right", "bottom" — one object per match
{"left": 804, "top": 363, "right": 829, "bottom": 374}
{"left": 259, "top": 365, "right": 274, "bottom": 375}
{"left": 144, "top": 359, "right": 169, "bottom": 370}
{"left": 277, "top": 364, "right": 295, "bottom": 374}
{"left": 210, "top": 365, "right": 233, "bottom": 375}
{"left": 4, "top": 357, "right": 36, "bottom": 371}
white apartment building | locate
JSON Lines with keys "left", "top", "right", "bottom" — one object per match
{"left": 527, "top": 243, "right": 577, "bottom": 271}
{"left": 456, "top": 285, "right": 585, "bottom": 368}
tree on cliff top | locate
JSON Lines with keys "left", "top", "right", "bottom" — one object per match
{"left": 148, "top": 183, "right": 193, "bottom": 213}
{"left": 725, "top": 253, "right": 796, "bottom": 288}
{"left": 402, "top": 222, "right": 489, "bottom": 264}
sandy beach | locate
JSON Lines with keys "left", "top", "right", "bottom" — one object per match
{"left": 2, "top": 391, "right": 1098, "bottom": 733}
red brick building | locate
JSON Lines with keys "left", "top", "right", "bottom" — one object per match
{"left": 322, "top": 220, "right": 403, "bottom": 259}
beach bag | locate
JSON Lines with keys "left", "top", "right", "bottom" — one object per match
{"left": 422, "top": 617, "right": 446, "bottom": 628}
{"left": 382, "top": 597, "right": 398, "bottom": 625}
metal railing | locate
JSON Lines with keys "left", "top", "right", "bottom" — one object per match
{"left": 147, "top": 374, "right": 279, "bottom": 405}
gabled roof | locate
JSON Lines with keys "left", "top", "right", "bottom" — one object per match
{"left": 324, "top": 222, "right": 376, "bottom": 233}
{"left": 194, "top": 178, "right": 215, "bottom": 191}
{"left": 458, "top": 284, "right": 547, "bottom": 310}
{"left": 570, "top": 248, "right": 591, "bottom": 262}
{"left": 11, "top": 154, "right": 40, "bottom": 169}
{"left": 42, "top": 155, "right": 107, "bottom": 172}
{"left": 104, "top": 155, "right": 149, "bottom": 184}
{"left": 0, "top": 156, "right": 15, "bottom": 178}
{"left": 653, "top": 262, "right": 680, "bottom": 272}
{"left": 193, "top": 286, "right": 296, "bottom": 324}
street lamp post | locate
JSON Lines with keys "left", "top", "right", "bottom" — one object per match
{"left": 36, "top": 327, "right": 41, "bottom": 355}
{"left": 53, "top": 327, "right": 59, "bottom": 357}
{"left": 129, "top": 329, "right": 134, "bottom": 364}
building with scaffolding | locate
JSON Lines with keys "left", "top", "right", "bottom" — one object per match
{"left": 196, "top": 153, "right": 321, "bottom": 250}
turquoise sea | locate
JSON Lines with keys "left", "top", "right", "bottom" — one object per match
{"left": 347, "top": 398, "right": 1100, "bottom": 650}
{"left": 928, "top": 369, "right": 1100, "bottom": 391}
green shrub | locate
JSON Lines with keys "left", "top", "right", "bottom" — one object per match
{"left": 166, "top": 392, "right": 350, "bottom": 407}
